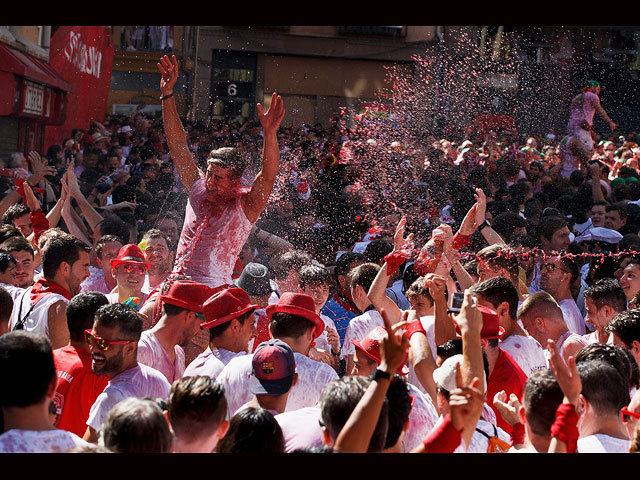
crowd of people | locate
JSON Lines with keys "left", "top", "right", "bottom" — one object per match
{"left": 2, "top": 55, "right": 640, "bottom": 453}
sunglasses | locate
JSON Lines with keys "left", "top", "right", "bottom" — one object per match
{"left": 85, "top": 329, "right": 134, "bottom": 351}
{"left": 621, "top": 406, "right": 640, "bottom": 423}
{"left": 119, "top": 263, "right": 147, "bottom": 275}
{"left": 541, "top": 263, "right": 569, "bottom": 274}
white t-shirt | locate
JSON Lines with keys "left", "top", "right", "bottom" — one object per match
{"left": 577, "top": 434, "right": 629, "bottom": 453}
{"left": 183, "top": 347, "right": 245, "bottom": 379}
{"left": 342, "top": 309, "right": 384, "bottom": 358}
{"left": 275, "top": 406, "right": 325, "bottom": 453}
{"left": 9, "top": 287, "right": 68, "bottom": 337}
{"left": 402, "top": 382, "right": 439, "bottom": 453}
{"left": 500, "top": 334, "right": 547, "bottom": 377}
{"left": 0, "top": 282, "right": 24, "bottom": 301}
{"left": 87, "top": 364, "right": 171, "bottom": 431}
{"left": 558, "top": 298, "right": 586, "bottom": 336}
{"left": 0, "top": 429, "right": 90, "bottom": 453}
{"left": 137, "top": 330, "right": 185, "bottom": 384}
{"left": 217, "top": 351, "right": 339, "bottom": 419}
{"left": 313, "top": 314, "right": 340, "bottom": 354}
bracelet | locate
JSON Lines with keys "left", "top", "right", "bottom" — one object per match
{"left": 160, "top": 93, "right": 174, "bottom": 101}
{"left": 331, "top": 347, "right": 341, "bottom": 357}
{"left": 370, "top": 368, "right": 392, "bottom": 382}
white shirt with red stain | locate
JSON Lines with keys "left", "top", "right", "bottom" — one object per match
{"left": 217, "top": 351, "right": 339, "bottom": 419}
{"left": 402, "top": 382, "right": 439, "bottom": 453}
{"left": 137, "top": 330, "right": 185, "bottom": 384}
{"left": 499, "top": 335, "right": 547, "bottom": 378}
{"left": 183, "top": 347, "right": 246, "bottom": 379}
{"left": 86, "top": 364, "right": 171, "bottom": 432}
{"left": 174, "top": 179, "right": 253, "bottom": 288}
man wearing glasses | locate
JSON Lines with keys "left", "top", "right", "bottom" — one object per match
{"left": 83, "top": 303, "right": 171, "bottom": 443}
{"left": 540, "top": 255, "right": 586, "bottom": 336}
{"left": 106, "top": 244, "right": 150, "bottom": 305}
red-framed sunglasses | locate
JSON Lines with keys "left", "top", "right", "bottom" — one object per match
{"left": 119, "top": 263, "right": 147, "bottom": 275}
{"left": 621, "top": 406, "right": 640, "bottom": 423}
{"left": 85, "top": 329, "right": 134, "bottom": 351}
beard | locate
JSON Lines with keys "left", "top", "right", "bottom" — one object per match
{"left": 91, "top": 347, "right": 124, "bottom": 376}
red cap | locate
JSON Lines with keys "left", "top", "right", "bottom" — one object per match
{"left": 265, "top": 292, "right": 324, "bottom": 339}
{"left": 200, "top": 287, "right": 260, "bottom": 329}
{"left": 159, "top": 280, "right": 215, "bottom": 313}
{"left": 350, "top": 326, "right": 410, "bottom": 376}
{"left": 110, "top": 244, "right": 150, "bottom": 270}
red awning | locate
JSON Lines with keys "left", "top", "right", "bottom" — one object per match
{"left": 0, "top": 43, "right": 72, "bottom": 92}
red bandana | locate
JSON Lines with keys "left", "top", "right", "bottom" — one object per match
{"left": 30, "top": 278, "right": 72, "bottom": 307}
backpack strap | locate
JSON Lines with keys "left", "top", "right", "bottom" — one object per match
{"left": 12, "top": 288, "right": 34, "bottom": 331}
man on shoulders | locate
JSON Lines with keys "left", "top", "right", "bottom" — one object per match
{"left": 158, "top": 54, "right": 284, "bottom": 289}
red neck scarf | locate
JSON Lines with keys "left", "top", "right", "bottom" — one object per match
{"left": 30, "top": 278, "right": 72, "bottom": 306}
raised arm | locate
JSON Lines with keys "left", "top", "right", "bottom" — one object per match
{"left": 241, "top": 92, "right": 285, "bottom": 223}
{"left": 367, "top": 216, "right": 412, "bottom": 325}
{"left": 158, "top": 54, "right": 201, "bottom": 190}
{"left": 333, "top": 308, "right": 409, "bottom": 453}
{"left": 64, "top": 164, "right": 104, "bottom": 233}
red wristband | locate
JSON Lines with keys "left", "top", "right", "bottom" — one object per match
{"left": 550, "top": 403, "right": 579, "bottom": 453}
{"left": 510, "top": 422, "right": 525, "bottom": 446}
{"left": 405, "top": 320, "right": 426, "bottom": 340}
{"left": 384, "top": 251, "right": 406, "bottom": 276}
{"left": 452, "top": 231, "right": 471, "bottom": 250}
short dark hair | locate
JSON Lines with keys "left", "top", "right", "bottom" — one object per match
{"left": 606, "top": 309, "right": 640, "bottom": 350}
{"left": 334, "top": 252, "right": 366, "bottom": 278}
{"left": 0, "top": 224, "right": 22, "bottom": 244}
{"left": 97, "top": 215, "right": 131, "bottom": 246}
{"left": 405, "top": 277, "right": 434, "bottom": 305}
{"left": 206, "top": 147, "right": 248, "bottom": 179}
{"left": 269, "top": 312, "right": 315, "bottom": 340}
{"left": 491, "top": 212, "right": 526, "bottom": 242}
{"left": 94, "top": 303, "right": 144, "bottom": 342}
{"left": 0, "top": 250, "right": 16, "bottom": 273}
{"left": 216, "top": 406, "right": 284, "bottom": 453}
{"left": 298, "top": 263, "right": 331, "bottom": 289}
{"left": 348, "top": 262, "right": 381, "bottom": 292}
{"left": 523, "top": 368, "right": 563, "bottom": 437}
{"left": 363, "top": 239, "right": 393, "bottom": 265}
{"left": 66, "top": 292, "right": 109, "bottom": 342}
{"left": 536, "top": 215, "right": 567, "bottom": 244}
{"left": 167, "top": 376, "right": 228, "bottom": 441}
{"left": 2, "top": 203, "right": 30, "bottom": 225}
{"left": 142, "top": 228, "right": 172, "bottom": 252}
{"left": 41, "top": 236, "right": 90, "bottom": 280}
{"left": 471, "top": 276, "right": 519, "bottom": 321}
{"left": 583, "top": 278, "right": 627, "bottom": 313}
{"left": 319, "top": 375, "right": 389, "bottom": 453}
{"left": 0, "top": 331, "right": 55, "bottom": 407}
{"left": 1, "top": 235, "right": 34, "bottom": 258}
{"left": 95, "top": 235, "right": 123, "bottom": 258}
{"left": 575, "top": 343, "right": 636, "bottom": 393}
{"left": 111, "top": 184, "right": 136, "bottom": 204}
{"left": 606, "top": 202, "right": 628, "bottom": 220}
{"left": 101, "top": 397, "right": 172, "bottom": 453}
{"left": 577, "top": 359, "right": 629, "bottom": 417}
{"left": 270, "top": 250, "right": 313, "bottom": 281}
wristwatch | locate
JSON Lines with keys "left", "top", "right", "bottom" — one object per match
{"left": 478, "top": 219, "right": 491, "bottom": 232}
{"left": 370, "top": 368, "right": 392, "bottom": 381}
{"left": 331, "top": 347, "right": 341, "bottom": 357}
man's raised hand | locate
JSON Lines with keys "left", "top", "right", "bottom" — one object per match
{"left": 257, "top": 92, "right": 285, "bottom": 135}
{"left": 157, "top": 54, "right": 179, "bottom": 97}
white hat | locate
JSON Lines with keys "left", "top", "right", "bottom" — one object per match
{"left": 433, "top": 354, "right": 464, "bottom": 392}
{"left": 575, "top": 227, "right": 623, "bottom": 244}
